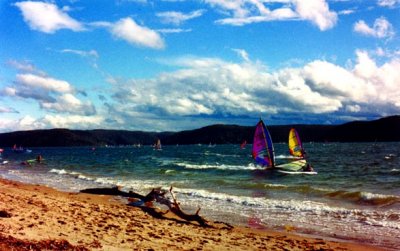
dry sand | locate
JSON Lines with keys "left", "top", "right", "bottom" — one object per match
{"left": 0, "top": 178, "right": 385, "bottom": 250}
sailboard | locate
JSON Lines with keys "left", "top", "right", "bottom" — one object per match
{"left": 277, "top": 170, "right": 317, "bottom": 175}
{"left": 252, "top": 120, "right": 275, "bottom": 168}
{"left": 275, "top": 159, "right": 308, "bottom": 172}
{"left": 288, "top": 128, "right": 304, "bottom": 158}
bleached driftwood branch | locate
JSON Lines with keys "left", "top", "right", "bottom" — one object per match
{"left": 81, "top": 186, "right": 210, "bottom": 226}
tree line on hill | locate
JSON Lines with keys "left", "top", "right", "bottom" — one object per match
{"left": 0, "top": 115, "right": 399, "bottom": 147}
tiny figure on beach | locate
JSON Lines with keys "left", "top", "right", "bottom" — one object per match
{"left": 303, "top": 163, "right": 314, "bottom": 172}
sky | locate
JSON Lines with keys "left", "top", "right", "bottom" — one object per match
{"left": 0, "top": 0, "right": 399, "bottom": 133}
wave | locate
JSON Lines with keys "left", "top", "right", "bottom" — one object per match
{"left": 326, "top": 190, "right": 400, "bottom": 206}
{"left": 49, "top": 168, "right": 94, "bottom": 181}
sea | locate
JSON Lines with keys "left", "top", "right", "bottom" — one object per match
{"left": 0, "top": 142, "right": 399, "bottom": 249}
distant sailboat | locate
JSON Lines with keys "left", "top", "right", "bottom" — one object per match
{"left": 12, "top": 144, "right": 31, "bottom": 153}
{"left": 154, "top": 139, "right": 162, "bottom": 150}
{"left": 252, "top": 119, "right": 275, "bottom": 169}
{"left": 240, "top": 140, "right": 247, "bottom": 149}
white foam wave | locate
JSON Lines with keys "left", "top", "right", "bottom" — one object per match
{"left": 49, "top": 168, "right": 94, "bottom": 181}
{"left": 359, "top": 191, "right": 399, "bottom": 203}
{"left": 175, "top": 162, "right": 260, "bottom": 170}
{"left": 175, "top": 187, "right": 400, "bottom": 231}
{"left": 49, "top": 169, "right": 67, "bottom": 175}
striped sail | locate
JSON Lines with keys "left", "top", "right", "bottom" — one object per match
{"left": 288, "top": 128, "right": 304, "bottom": 158}
{"left": 252, "top": 120, "right": 275, "bottom": 168}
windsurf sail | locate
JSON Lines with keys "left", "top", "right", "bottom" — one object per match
{"left": 252, "top": 120, "right": 275, "bottom": 168}
{"left": 240, "top": 140, "right": 247, "bottom": 149}
{"left": 154, "top": 139, "right": 162, "bottom": 150}
{"left": 288, "top": 128, "right": 304, "bottom": 158}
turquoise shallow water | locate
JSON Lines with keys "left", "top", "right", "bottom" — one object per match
{"left": 1, "top": 142, "right": 399, "bottom": 249}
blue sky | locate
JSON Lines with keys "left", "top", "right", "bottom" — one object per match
{"left": 0, "top": 0, "right": 399, "bottom": 132}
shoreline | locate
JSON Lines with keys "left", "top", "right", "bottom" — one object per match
{"left": 0, "top": 178, "right": 387, "bottom": 250}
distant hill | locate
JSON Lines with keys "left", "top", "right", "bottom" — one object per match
{"left": 0, "top": 115, "right": 399, "bottom": 147}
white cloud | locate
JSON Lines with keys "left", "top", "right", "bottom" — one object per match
{"left": 7, "top": 59, "right": 45, "bottom": 75}
{"left": 41, "top": 93, "right": 96, "bottom": 116}
{"left": 0, "top": 113, "right": 103, "bottom": 133}
{"left": 2, "top": 66, "right": 97, "bottom": 116}
{"left": 345, "top": 104, "right": 361, "bottom": 112}
{"left": 105, "top": 49, "right": 400, "bottom": 130}
{"left": 0, "top": 116, "right": 47, "bottom": 132}
{"left": 61, "top": 49, "right": 99, "bottom": 58}
{"left": 205, "top": 0, "right": 337, "bottom": 30}
{"left": 110, "top": 17, "right": 165, "bottom": 49}
{"left": 156, "top": 9, "right": 205, "bottom": 25}
{"left": 377, "top": 0, "right": 400, "bottom": 7}
{"left": 15, "top": 1, "right": 84, "bottom": 33}
{"left": 338, "top": 9, "right": 355, "bottom": 15}
{"left": 15, "top": 73, "right": 74, "bottom": 93}
{"left": 354, "top": 17, "right": 395, "bottom": 39}
{"left": 294, "top": 0, "right": 338, "bottom": 30}
{"left": 232, "top": 48, "right": 250, "bottom": 62}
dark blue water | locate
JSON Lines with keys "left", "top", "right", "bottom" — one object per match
{"left": 0, "top": 142, "right": 399, "bottom": 249}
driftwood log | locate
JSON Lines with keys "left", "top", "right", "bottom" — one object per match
{"left": 81, "top": 186, "right": 210, "bottom": 227}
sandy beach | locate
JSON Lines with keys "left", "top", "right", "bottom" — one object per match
{"left": 0, "top": 178, "right": 387, "bottom": 250}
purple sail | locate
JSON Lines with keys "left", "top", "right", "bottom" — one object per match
{"left": 252, "top": 120, "right": 275, "bottom": 168}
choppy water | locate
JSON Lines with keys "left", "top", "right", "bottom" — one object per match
{"left": 1, "top": 142, "right": 399, "bottom": 249}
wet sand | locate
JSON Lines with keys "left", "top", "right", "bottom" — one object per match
{"left": 0, "top": 178, "right": 385, "bottom": 250}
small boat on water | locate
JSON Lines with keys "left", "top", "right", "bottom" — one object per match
{"left": 240, "top": 140, "right": 247, "bottom": 149}
{"left": 154, "top": 139, "right": 162, "bottom": 150}
{"left": 13, "top": 144, "right": 32, "bottom": 153}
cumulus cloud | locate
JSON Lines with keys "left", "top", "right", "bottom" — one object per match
{"left": 15, "top": 1, "right": 84, "bottom": 33}
{"left": 110, "top": 17, "right": 165, "bottom": 49}
{"left": 294, "top": 0, "right": 337, "bottom": 30}
{"left": 0, "top": 114, "right": 104, "bottom": 132}
{"left": 104, "top": 49, "right": 400, "bottom": 130}
{"left": 2, "top": 64, "right": 97, "bottom": 116}
{"left": 15, "top": 73, "right": 74, "bottom": 93}
{"left": 0, "top": 116, "right": 47, "bottom": 132}
{"left": 205, "top": 0, "right": 337, "bottom": 30}
{"left": 156, "top": 9, "right": 205, "bottom": 25}
{"left": 41, "top": 93, "right": 96, "bottom": 116}
{"left": 354, "top": 17, "right": 395, "bottom": 39}
{"left": 42, "top": 114, "right": 103, "bottom": 129}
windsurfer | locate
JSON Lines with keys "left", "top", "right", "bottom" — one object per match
{"left": 303, "top": 163, "right": 314, "bottom": 172}
{"left": 36, "top": 155, "right": 43, "bottom": 163}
